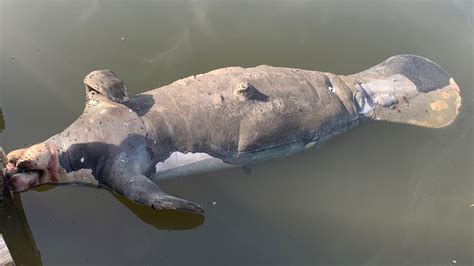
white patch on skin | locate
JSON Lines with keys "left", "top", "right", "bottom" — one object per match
{"left": 360, "top": 74, "right": 417, "bottom": 110}
{"left": 65, "top": 169, "right": 98, "bottom": 185}
{"left": 154, "top": 151, "right": 231, "bottom": 180}
{"left": 363, "top": 74, "right": 417, "bottom": 96}
{"left": 354, "top": 84, "right": 375, "bottom": 115}
{"left": 304, "top": 141, "right": 317, "bottom": 149}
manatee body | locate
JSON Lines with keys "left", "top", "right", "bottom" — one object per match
{"left": 132, "top": 65, "right": 360, "bottom": 179}
{"left": 2, "top": 55, "right": 462, "bottom": 213}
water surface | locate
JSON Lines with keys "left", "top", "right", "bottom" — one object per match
{"left": 0, "top": 0, "right": 473, "bottom": 265}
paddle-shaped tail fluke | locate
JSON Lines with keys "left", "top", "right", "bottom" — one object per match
{"left": 350, "top": 55, "right": 461, "bottom": 128}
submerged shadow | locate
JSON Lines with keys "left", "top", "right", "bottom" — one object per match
{"left": 112, "top": 192, "right": 205, "bottom": 230}
{"left": 30, "top": 184, "right": 205, "bottom": 230}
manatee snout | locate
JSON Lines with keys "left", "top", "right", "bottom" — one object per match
{"left": 3, "top": 143, "right": 61, "bottom": 192}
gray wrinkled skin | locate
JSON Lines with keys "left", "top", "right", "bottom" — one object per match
{"left": 2, "top": 55, "right": 462, "bottom": 213}
{"left": 131, "top": 65, "right": 359, "bottom": 166}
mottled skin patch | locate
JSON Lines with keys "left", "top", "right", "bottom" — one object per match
{"left": 431, "top": 100, "right": 449, "bottom": 111}
{"left": 1, "top": 55, "right": 462, "bottom": 214}
{"left": 441, "top": 91, "right": 451, "bottom": 100}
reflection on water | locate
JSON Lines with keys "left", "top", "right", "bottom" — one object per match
{"left": 1, "top": 138, "right": 41, "bottom": 265}
{"left": 30, "top": 185, "right": 205, "bottom": 230}
{"left": 113, "top": 193, "right": 204, "bottom": 230}
{"left": 0, "top": 0, "right": 472, "bottom": 265}
{"left": 0, "top": 184, "right": 203, "bottom": 265}
{"left": 0, "top": 189, "right": 42, "bottom": 265}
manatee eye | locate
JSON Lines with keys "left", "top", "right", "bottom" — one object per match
{"left": 354, "top": 84, "right": 375, "bottom": 114}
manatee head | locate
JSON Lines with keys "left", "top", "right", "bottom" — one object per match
{"left": 4, "top": 142, "right": 65, "bottom": 192}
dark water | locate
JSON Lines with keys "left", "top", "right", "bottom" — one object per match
{"left": 1, "top": 0, "right": 473, "bottom": 265}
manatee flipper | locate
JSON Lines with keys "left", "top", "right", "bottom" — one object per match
{"left": 349, "top": 54, "right": 462, "bottom": 128}
{"left": 107, "top": 174, "right": 204, "bottom": 213}
{"left": 83, "top": 69, "right": 130, "bottom": 103}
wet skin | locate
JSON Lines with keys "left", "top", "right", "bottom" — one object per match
{"left": 2, "top": 55, "right": 462, "bottom": 214}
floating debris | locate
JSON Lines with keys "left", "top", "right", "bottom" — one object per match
{"left": 452, "top": 259, "right": 457, "bottom": 264}
{"left": 212, "top": 201, "right": 216, "bottom": 206}
{"left": 10, "top": 56, "right": 14, "bottom": 60}
{"left": 80, "top": 157, "right": 85, "bottom": 163}
{"left": 121, "top": 36, "right": 125, "bottom": 41}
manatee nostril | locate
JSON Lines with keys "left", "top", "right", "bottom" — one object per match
{"left": 17, "top": 160, "right": 34, "bottom": 171}
{"left": 9, "top": 157, "right": 19, "bottom": 165}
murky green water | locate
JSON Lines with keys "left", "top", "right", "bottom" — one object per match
{"left": 1, "top": 0, "right": 473, "bottom": 265}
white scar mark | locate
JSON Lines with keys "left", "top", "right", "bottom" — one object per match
{"left": 304, "top": 141, "right": 317, "bottom": 149}
{"left": 154, "top": 151, "right": 231, "bottom": 180}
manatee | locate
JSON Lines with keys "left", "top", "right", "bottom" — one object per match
{"left": 1, "top": 55, "right": 462, "bottom": 213}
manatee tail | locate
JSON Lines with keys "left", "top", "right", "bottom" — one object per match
{"left": 349, "top": 54, "right": 461, "bottom": 128}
